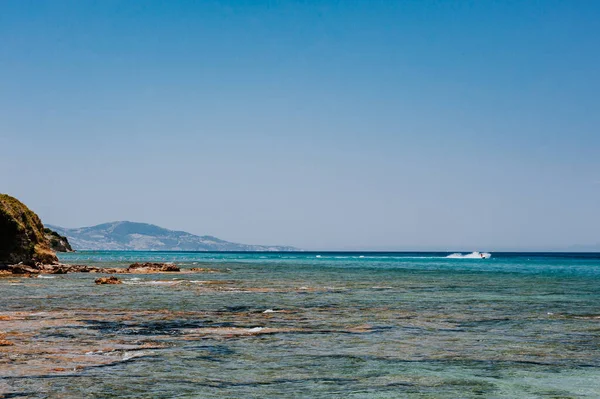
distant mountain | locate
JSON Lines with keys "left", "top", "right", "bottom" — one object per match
{"left": 46, "top": 221, "right": 298, "bottom": 251}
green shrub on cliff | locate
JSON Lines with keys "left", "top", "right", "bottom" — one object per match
{"left": 0, "top": 194, "right": 58, "bottom": 265}
{"left": 43, "top": 227, "right": 73, "bottom": 252}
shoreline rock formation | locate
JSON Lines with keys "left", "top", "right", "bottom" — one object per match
{"left": 128, "top": 262, "right": 180, "bottom": 272}
{"left": 0, "top": 194, "right": 58, "bottom": 267}
{"left": 44, "top": 228, "right": 73, "bottom": 252}
{"left": 0, "top": 194, "right": 222, "bottom": 277}
{"left": 2, "top": 262, "right": 187, "bottom": 275}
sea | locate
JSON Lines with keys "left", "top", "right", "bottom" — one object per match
{"left": 1, "top": 251, "right": 600, "bottom": 398}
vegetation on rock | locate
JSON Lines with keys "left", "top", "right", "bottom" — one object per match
{"left": 0, "top": 193, "right": 58, "bottom": 265}
{"left": 44, "top": 227, "right": 73, "bottom": 252}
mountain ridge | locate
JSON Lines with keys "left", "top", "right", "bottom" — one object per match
{"left": 47, "top": 221, "right": 298, "bottom": 251}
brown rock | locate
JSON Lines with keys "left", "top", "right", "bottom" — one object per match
{"left": 160, "top": 263, "right": 180, "bottom": 272}
{"left": 7, "top": 264, "right": 39, "bottom": 274}
{"left": 41, "top": 264, "right": 68, "bottom": 274}
{"left": 127, "top": 262, "right": 180, "bottom": 273}
{"left": 95, "top": 276, "right": 122, "bottom": 285}
{"left": 0, "top": 339, "right": 14, "bottom": 346}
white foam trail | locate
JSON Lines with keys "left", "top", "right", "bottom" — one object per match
{"left": 263, "top": 309, "right": 275, "bottom": 313}
{"left": 248, "top": 327, "right": 264, "bottom": 333}
{"left": 36, "top": 275, "right": 56, "bottom": 279}
{"left": 446, "top": 252, "right": 491, "bottom": 259}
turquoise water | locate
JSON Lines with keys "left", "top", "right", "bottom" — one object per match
{"left": 2, "top": 251, "right": 600, "bottom": 398}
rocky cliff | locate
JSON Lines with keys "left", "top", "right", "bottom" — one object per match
{"left": 0, "top": 194, "right": 58, "bottom": 265}
{"left": 44, "top": 228, "right": 73, "bottom": 252}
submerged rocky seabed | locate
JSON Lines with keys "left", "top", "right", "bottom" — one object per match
{"left": 1, "top": 253, "right": 600, "bottom": 398}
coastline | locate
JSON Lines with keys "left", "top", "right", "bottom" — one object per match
{"left": 2, "top": 251, "right": 600, "bottom": 397}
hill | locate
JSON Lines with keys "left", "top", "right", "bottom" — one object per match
{"left": 47, "top": 221, "right": 298, "bottom": 251}
{"left": 0, "top": 194, "right": 58, "bottom": 265}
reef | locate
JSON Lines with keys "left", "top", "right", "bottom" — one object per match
{"left": 0, "top": 308, "right": 376, "bottom": 379}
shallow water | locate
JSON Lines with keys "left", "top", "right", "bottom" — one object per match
{"left": 1, "top": 252, "right": 600, "bottom": 398}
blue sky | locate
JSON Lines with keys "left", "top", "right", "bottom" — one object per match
{"left": 1, "top": 1, "right": 599, "bottom": 250}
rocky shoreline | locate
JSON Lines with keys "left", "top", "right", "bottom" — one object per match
{"left": 0, "top": 194, "right": 227, "bottom": 278}
{"left": 0, "top": 261, "right": 222, "bottom": 276}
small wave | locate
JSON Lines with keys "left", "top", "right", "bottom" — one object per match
{"left": 446, "top": 252, "right": 491, "bottom": 259}
{"left": 124, "top": 280, "right": 182, "bottom": 286}
{"left": 122, "top": 351, "right": 149, "bottom": 361}
{"left": 356, "top": 256, "right": 442, "bottom": 259}
{"left": 36, "top": 275, "right": 56, "bottom": 279}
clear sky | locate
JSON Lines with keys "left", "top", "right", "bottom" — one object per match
{"left": 1, "top": 1, "right": 599, "bottom": 250}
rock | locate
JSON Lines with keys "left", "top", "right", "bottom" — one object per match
{"left": 0, "top": 194, "right": 58, "bottom": 266}
{"left": 160, "top": 263, "right": 180, "bottom": 272}
{"left": 127, "top": 262, "right": 180, "bottom": 273}
{"left": 0, "top": 339, "right": 14, "bottom": 346}
{"left": 7, "top": 263, "right": 40, "bottom": 275}
{"left": 95, "top": 276, "right": 122, "bottom": 285}
{"left": 43, "top": 228, "right": 73, "bottom": 252}
{"left": 4, "top": 262, "right": 90, "bottom": 275}
{"left": 1, "top": 256, "right": 202, "bottom": 276}
{"left": 46, "top": 265, "right": 68, "bottom": 274}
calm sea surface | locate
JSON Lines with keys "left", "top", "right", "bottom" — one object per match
{"left": 2, "top": 251, "right": 600, "bottom": 398}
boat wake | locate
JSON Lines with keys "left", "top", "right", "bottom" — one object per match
{"left": 446, "top": 252, "right": 491, "bottom": 259}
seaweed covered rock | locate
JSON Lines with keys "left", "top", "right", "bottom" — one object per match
{"left": 44, "top": 228, "right": 73, "bottom": 252}
{"left": 0, "top": 194, "right": 58, "bottom": 266}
